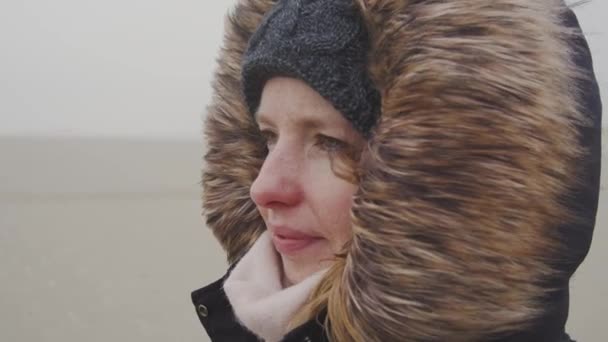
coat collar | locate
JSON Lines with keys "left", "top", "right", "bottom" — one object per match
{"left": 191, "top": 266, "right": 329, "bottom": 342}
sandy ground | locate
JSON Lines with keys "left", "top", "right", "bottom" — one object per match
{"left": 0, "top": 136, "right": 605, "bottom": 341}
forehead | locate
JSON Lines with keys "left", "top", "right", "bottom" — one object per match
{"left": 255, "top": 77, "right": 350, "bottom": 130}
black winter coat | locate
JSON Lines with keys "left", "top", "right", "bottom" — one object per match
{"left": 192, "top": 1, "right": 602, "bottom": 341}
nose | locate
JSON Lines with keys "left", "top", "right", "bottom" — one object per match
{"left": 250, "top": 144, "right": 303, "bottom": 210}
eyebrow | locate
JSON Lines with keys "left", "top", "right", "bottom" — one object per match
{"left": 255, "top": 110, "right": 328, "bottom": 131}
{"left": 254, "top": 109, "right": 359, "bottom": 144}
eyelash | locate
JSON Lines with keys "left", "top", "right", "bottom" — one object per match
{"left": 318, "top": 135, "right": 348, "bottom": 152}
{"left": 259, "top": 129, "right": 347, "bottom": 152}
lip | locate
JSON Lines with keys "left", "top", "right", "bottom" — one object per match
{"left": 270, "top": 226, "right": 323, "bottom": 255}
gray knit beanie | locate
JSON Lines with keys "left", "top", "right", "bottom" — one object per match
{"left": 241, "top": 0, "right": 381, "bottom": 136}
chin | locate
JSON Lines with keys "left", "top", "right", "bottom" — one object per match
{"left": 280, "top": 244, "right": 334, "bottom": 273}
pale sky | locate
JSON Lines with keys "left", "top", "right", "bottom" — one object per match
{"left": 0, "top": 0, "right": 605, "bottom": 141}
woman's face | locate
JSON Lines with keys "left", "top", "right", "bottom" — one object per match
{"left": 250, "top": 77, "right": 363, "bottom": 286}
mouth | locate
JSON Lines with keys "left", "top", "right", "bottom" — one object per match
{"left": 270, "top": 227, "right": 323, "bottom": 255}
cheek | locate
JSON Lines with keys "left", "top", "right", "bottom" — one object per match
{"left": 310, "top": 174, "right": 357, "bottom": 248}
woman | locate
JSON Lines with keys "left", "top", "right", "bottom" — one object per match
{"left": 192, "top": 0, "right": 602, "bottom": 341}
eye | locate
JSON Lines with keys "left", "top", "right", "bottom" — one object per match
{"left": 316, "top": 134, "right": 348, "bottom": 152}
{"left": 259, "top": 129, "right": 277, "bottom": 148}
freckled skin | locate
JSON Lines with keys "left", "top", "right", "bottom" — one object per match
{"left": 249, "top": 77, "right": 362, "bottom": 286}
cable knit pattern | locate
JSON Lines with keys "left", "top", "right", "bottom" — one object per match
{"left": 241, "top": 0, "right": 381, "bottom": 136}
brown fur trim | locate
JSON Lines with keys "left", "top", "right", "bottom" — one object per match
{"left": 202, "top": 0, "right": 278, "bottom": 263}
{"left": 342, "top": 0, "right": 586, "bottom": 340}
{"left": 203, "top": 0, "right": 588, "bottom": 340}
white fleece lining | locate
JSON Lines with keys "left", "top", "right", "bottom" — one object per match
{"left": 223, "top": 231, "right": 327, "bottom": 342}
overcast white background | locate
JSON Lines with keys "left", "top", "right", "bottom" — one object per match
{"left": 0, "top": 1, "right": 606, "bottom": 341}
{"left": 0, "top": 0, "right": 237, "bottom": 140}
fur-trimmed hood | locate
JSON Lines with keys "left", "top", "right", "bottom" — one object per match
{"left": 201, "top": 0, "right": 602, "bottom": 340}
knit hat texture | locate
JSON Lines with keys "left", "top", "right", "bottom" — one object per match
{"left": 241, "top": 0, "right": 381, "bottom": 135}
